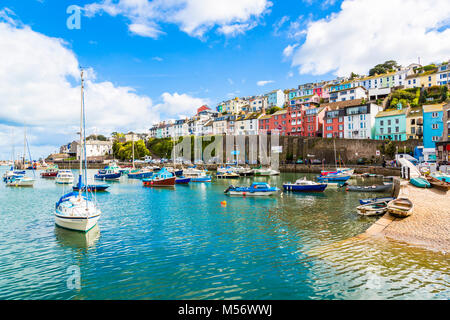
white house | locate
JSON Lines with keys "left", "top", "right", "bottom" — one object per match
{"left": 329, "top": 86, "right": 367, "bottom": 103}
{"left": 266, "top": 89, "right": 285, "bottom": 108}
{"left": 235, "top": 112, "right": 261, "bottom": 135}
{"left": 343, "top": 103, "right": 382, "bottom": 139}
{"left": 76, "top": 140, "right": 113, "bottom": 160}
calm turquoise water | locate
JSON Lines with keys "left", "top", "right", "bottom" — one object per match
{"left": 0, "top": 167, "right": 448, "bottom": 300}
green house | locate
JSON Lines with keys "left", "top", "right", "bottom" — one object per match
{"left": 374, "top": 104, "right": 409, "bottom": 141}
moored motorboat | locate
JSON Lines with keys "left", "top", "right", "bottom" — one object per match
{"left": 409, "top": 177, "right": 431, "bottom": 188}
{"left": 94, "top": 165, "right": 121, "bottom": 181}
{"left": 127, "top": 168, "right": 154, "bottom": 179}
{"left": 387, "top": 198, "right": 414, "bottom": 218}
{"left": 345, "top": 184, "right": 392, "bottom": 192}
{"left": 224, "top": 182, "right": 279, "bottom": 196}
{"left": 317, "top": 173, "right": 351, "bottom": 183}
{"left": 175, "top": 176, "right": 191, "bottom": 184}
{"left": 56, "top": 170, "right": 74, "bottom": 184}
{"left": 40, "top": 164, "right": 58, "bottom": 178}
{"left": 72, "top": 182, "right": 109, "bottom": 192}
{"left": 217, "top": 171, "right": 240, "bottom": 179}
{"left": 183, "top": 168, "right": 211, "bottom": 182}
{"left": 253, "top": 166, "right": 280, "bottom": 176}
{"left": 283, "top": 178, "right": 327, "bottom": 192}
{"left": 5, "top": 175, "right": 35, "bottom": 187}
{"left": 143, "top": 167, "right": 176, "bottom": 187}
{"left": 356, "top": 201, "right": 389, "bottom": 216}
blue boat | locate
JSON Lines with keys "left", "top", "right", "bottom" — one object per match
{"left": 73, "top": 181, "right": 109, "bottom": 192}
{"left": 175, "top": 176, "right": 191, "bottom": 184}
{"left": 283, "top": 178, "right": 327, "bottom": 192}
{"left": 409, "top": 177, "right": 431, "bottom": 188}
{"left": 224, "top": 182, "right": 279, "bottom": 196}
{"left": 359, "top": 197, "right": 395, "bottom": 205}
{"left": 127, "top": 169, "right": 154, "bottom": 179}
{"left": 94, "top": 165, "right": 121, "bottom": 180}
{"left": 317, "top": 174, "right": 351, "bottom": 182}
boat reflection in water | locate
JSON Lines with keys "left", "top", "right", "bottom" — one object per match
{"left": 54, "top": 224, "right": 101, "bottom": 249}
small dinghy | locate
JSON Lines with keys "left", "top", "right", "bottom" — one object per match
{"left": 356, "top": 201, "right": 389, "bottom": 216}
{"left": 409, "top": 177, "right": 431, "bottom": 188}
{"left": 283, "top": 178, "right": 327, "bottom": 192}
{"left": 224, "top": 182, "right": 279, "bottom": 196}
{"left": 425, "top": 175, "right": 450, "bottom": 191}
{"left": 346, "top": 184, "right": 392, "bottom": 193}
{"left": 359, "top": 197, "right": 395, "bottom": 205}
{"left": 387, "top": 198, "right": 414, "bottom": 218}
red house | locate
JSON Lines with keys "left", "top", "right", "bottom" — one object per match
{"left": 321, "top": 99, "right": 366, "bottom": 138}
{"left": 197, "top": 105, "right": 210, "bottom": 115}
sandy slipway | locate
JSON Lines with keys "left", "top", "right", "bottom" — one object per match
{"left": 362, "top": 179, "right": 450, "bottom": 254}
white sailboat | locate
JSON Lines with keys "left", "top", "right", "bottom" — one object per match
{"left": 5, "top": 128, "right": 35, "bottom": 187}
{"left": 54, "top": 69, "right": 101, "bottom": 232}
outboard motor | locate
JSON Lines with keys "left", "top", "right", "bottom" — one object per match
{"left": 224, "top": 185, "right": 235, "bottom": 194}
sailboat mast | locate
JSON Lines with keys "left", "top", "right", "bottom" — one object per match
{"left": 79, "top": 70, "right": 84, "bottom": 196}
{"left": 12, "top": 129, "right": 15, "bottom": 170}
{"left": 132, "top": 133, "right": 135, "bottom": 169}
{"left": 23, "top": 127, "right": 26, "bottom": 166}
{"left": 333, "top": 138, "right": 337, "bottom": 171}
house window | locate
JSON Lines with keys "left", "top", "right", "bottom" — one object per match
{"left": 395, "top": 127, "right": 399, "bottom": 133}
{"left": 432, "top": 136, "right": 440, "bottom": 142}
{"left": 432, "top": 112, "right": 438, "bottom": 118}
{"left": 432, "top": 123, "right": 438, "bottom": 129}
{"left": 380, "top": 128, "right": 384, "bottom": 134}
{"left": 388, "top": 120, "right": 391, "bottom": 126}
{"left": 380, "top": 120, "right": 384, "bottom": 126}
{"left": 395, "top": 119, "right": 399, "bottom": 124}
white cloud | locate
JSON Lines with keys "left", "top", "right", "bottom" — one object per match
{"left": 290, "top": 0, "right": 450, "bottom": 76}
{"left": 227, "top": 78, "right": 234, "bottom": 85}
{"left": 218, "top": 22, "right": 256, "bottom": 36}
{"left": 257, "top": 80, "right": 274, "bottom": 86}
{"left": 282, "top": 44, "right": 298, "bottom": 58}
{"left": 153, "top": 92, "right": 209, "bottom": 117}
{"left": 84, "top": 0, "right": 272, "bottom": 38}
{"left": 0, "top": 10, "right": 204, "bottom": 159}
{"left": 152, "top": 56, "right": 163, "bottom": 62}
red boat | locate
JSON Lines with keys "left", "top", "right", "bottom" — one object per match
{"left": 142, "top": 168, "right": 176, "bottom": 187}
{"left": 41, "top": 166, "right": 59, "bottom": 178}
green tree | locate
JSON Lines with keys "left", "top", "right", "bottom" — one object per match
{"left": 369, "top": 60, "right": 399, "bottom": 76}
{"left": 267, "top": 106, "right": 282, "bottom": 115}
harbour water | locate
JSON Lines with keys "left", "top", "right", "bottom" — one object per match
{"left": 0, "top": 167, "right": 448, "bottom": 300}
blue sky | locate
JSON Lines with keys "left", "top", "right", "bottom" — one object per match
{"left": 0, "top": 0, "right": 449, "bottom": 159}
{"left": 1, "top": 0, "right": 341, "bottom": 107}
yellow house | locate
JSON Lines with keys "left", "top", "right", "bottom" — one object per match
{"left": 406, "top": 107, "right": 423, "bottom": 140}
{"left": 405, "top": 70, "right": 438, "bottom": 88}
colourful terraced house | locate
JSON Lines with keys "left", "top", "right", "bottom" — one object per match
{"left": 374, "top": 103, "right": 409, "bottom": 141}
{"left": 423, "top": 103, "right": 444, "bottom": 148}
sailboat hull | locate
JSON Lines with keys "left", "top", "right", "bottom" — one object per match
{"left": 55, "top": 214, "right": 100, "bottom": 232}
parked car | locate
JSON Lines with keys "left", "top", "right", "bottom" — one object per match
{"left": 311, "top": 159, "right": 322, "bottom": 165}
{"left": 296, "top": 159, "right": 304, "bottom": 164}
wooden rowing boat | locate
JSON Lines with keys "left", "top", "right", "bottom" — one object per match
{"left": 425, "top": 175, "right": 450, "bottom": 191}
{"left": 387, "top": 198, "right": 414, "bottom": 218}
{"left": 356, "top": 201, "right": 388, "bottom": 216}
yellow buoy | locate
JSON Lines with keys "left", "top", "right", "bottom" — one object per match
{"left": 221, "top": 201, "right": 227, "bottom": 207}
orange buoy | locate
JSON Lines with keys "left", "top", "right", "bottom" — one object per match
{"left": 221, "top": 201, "right": 227, "bottom": 207}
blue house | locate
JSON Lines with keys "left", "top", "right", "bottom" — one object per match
{"left": 422, "top": 104, "right": 444, "bottom": 148}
